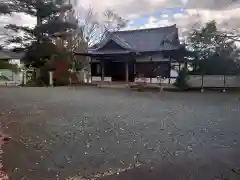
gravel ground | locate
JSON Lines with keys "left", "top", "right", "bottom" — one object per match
{"left": 0, "top": 87, "right": 240, "bottom": 180}
{"left": 0, "top": 132, "right": 10, "bottom": 180}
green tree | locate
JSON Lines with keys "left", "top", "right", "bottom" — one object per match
{"left": 3, "top": 0, "right": 77, "bottom": 68}
{"left": 0, "top": 2, "right": 19, "bottom": 72}
{"left": 187, "top": 21, "right": 240, "bottom": 75}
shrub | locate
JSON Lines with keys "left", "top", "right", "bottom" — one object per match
{"left": 174, "top": 67, "right": 189, "bottom": 89}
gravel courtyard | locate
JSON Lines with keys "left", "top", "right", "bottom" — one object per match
{"left": 1, "top": 87, "right": 240, "bottom": 180}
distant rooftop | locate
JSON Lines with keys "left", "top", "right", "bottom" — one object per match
{"left": 0, "top": 50, "right": 11, "bottom": 60}
{"left": 0, "top": 49, "right": 24, "bottom": 60}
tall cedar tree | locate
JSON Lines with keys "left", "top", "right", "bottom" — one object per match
{"left": 3, "top": 0, "right": 77, "bottom": 68}
{"left": 0, "top": 1, "right": 19, "bottom": 72}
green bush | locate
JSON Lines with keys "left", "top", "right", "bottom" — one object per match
{"left": 25, "top": 78, "right": 45, "bottom": 87}
{"left": 174, "top": 67, "right": 189, "bottom": 89}
{"left": 55, "top": 71, "right": 69, "bottom": 86}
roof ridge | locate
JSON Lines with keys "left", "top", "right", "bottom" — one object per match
{"left": 115, "top": 24, "right": 177, "bottom": 33}
{"left": 112, "top": 34, "right": 134, "bottom": 50}
{"left": 92, "top": 32, "right": 133, "bottom": 51}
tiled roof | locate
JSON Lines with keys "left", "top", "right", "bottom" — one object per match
{"left": 0, "top": 51, "right": 11, "bottom": 60}
{"left": 92, "top": 25, "right": 181, "bottom": 53}
{"left": 0, "top": 50, "right": 24, "bottom": 60}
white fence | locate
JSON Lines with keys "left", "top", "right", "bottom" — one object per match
{"left": 134, "top": 77, "right": 176, "bottom": 84}
{"left": 187, "top": 75, "right": 240, "bottom": 88}
{"left": 92, "top": 76, "right": 112, "bottom": 82}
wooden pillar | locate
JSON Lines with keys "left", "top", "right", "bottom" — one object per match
{"left": 223, "top": 75, "right": 226, "bottom": 92}
{"left": 184, "top": 61, "right": 187, "bottom": 69}
{"left": 150, "top": 56, "right": 152, "bottom": 84}
{"left": 90, "top": 57, "right": 92, "bottom": 83}
{"left": 168, "top": 57, "right": 172, "bottom": 84}
{"left": 133, "top": 60, "right": 137, "bottom": 83}
{"left": 23, "top": 71, "right": 27, "bottom": 85}
{"left": 49, "top": 71, "right": 53, "bottom": 86}
{"left": 101, "top": 60, "right": 105, "bottom": 82}
{"left": 12, "top": 71, "right": 14, "bottom": 81}
{"left": 201, "top": 75, "right": 204, "bottom": 92}
{"left": 134, "top": 62, "right": 136, "bottom": 76}
{"left": 125, "top": 60, "right": 129, "bottom": 83}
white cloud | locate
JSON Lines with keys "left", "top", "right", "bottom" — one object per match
{"left": 156, "top": 19, "right": 172, "bottom": 27}
{"left": 123, "top": 4, "right": 240, "bottom": 43}
{"left": 173, "top": 13, "right": 185, "bottom": 19}
{"left": 184, "top": 8, "right": 240, "bottom": 30}
{"left": 1, "top": 0, "right": 240, "bottom": 45}
{"left": 128, "top": 20, "right": 135, "bottom": 26}
{"left": 148, "top": 16, "right": 157, "bottom": 25}
{"left": 74, "top": 0, "right": 240, "bottom": 17}
{"left": 3, "top": 0, "right": 240, "bottom": 27}
{"left": 181, "top": 0, "right": 188, "bottom": 4}
{"left": 161, "top": 14, "right": 169, "bottom": 18}
{"left": 72, "top": 0, "right": 240, "bottom": 35}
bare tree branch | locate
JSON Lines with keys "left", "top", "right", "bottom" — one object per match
{"left": 59, "top": 5, "right": 128, "bottom": 74}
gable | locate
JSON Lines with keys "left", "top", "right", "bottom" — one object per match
{"left": 98, "top": 40, "right": 127, "bottom": 51}
{"left": 87, "top": 25, "right": 182, "bottom": 55}
{"left": 114, "top": 25, "right": 181, "bottom": 52}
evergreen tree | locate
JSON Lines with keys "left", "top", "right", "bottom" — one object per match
{"left": 0, "top": 5, "right": 19, "bottom": 72}
{"left": 3, "top": 0, "right": 77, "bottom": 68}
{"left": 187, "top": 21, "right": 240, "bottom": 75}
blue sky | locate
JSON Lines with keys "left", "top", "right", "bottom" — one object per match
{"left": 129, "top": 8, "right": 187, "bottom": 28}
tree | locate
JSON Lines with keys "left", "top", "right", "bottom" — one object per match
{"left": 187, "top": 21, "right": 240, "bottom": 75}
{"left": 0, "top": 2, "right": 10, "bottom": 14}
{"left": 70, "top": 0, "right": 128, "bottom": 47}
{"left": 0, "top": 2, "right": 19, "bottom": 72}
{"left": 65, "top": 5, "right": 128, "bottom": 60}
{"left": 60, "top": 3, "right": 127, "bottom": 83}
{"left": 0, "top": 1, "right": 11, "bottom": 42}
{"left": 219, "top": 30, "right": 240, "bottom": 42}
{"left": 3, "top": 0, "right": 77, "bottom": 68}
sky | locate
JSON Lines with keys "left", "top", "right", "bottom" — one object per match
{"left": 0, "top": 0, "right": 240, "bottom": 43}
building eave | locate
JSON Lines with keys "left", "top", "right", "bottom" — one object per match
{"left": 74, "top": 51, "right": 137, "bottom": 57}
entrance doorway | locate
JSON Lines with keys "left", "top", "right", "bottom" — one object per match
{"left": 110, "top": 62, "right": 125, "bottom": 81}
{"left": 105, "top": 61, "right": 135, "bottom": 82}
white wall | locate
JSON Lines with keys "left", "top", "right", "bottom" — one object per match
{"left": 135, "top": 54, "right": 178, "bottom": 84}
{"left": 0, "top": 69, "right": 13, "bottom": 80}
{"left": 9, "top": 59, "right": 21, "bottom": 66}
{"left": 0, "top": 69, "right": 22, "bottom": 85}
{"left": 187, "top": 75, "right": 240, "bottom": 88}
